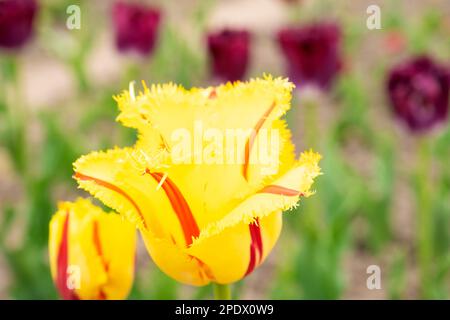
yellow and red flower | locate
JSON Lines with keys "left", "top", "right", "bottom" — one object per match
{"left": 49, "top": 198, "right": 136, "bottom": 299}
{"left": 73, "top": 75, "right": 321, "bottom": 286}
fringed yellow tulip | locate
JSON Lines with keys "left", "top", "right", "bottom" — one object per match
{"left": 49, "top": 198, "right": 136, "bottom": 300}
{"left": 73, "top": 75, "right": 321, "bottom": 286}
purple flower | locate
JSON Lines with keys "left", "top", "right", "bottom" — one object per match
{"left": 387, "top": 56, "right": 450, "bottom": 132}
{"left": 113, "top": 1, "right": 161, "bottom": 56}
{"left": 0, "top": 0, "right": 37, "bottom": 50}
{"left": 277, "top": 23, "right": 342, "bottom": 89}
{"left": 207, "top": 29, "right": 250, "bottom": 82}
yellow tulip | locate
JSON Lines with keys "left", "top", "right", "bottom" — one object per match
{"left": 73, "top": 75, "right": 321, "bottom": 286}
{"left": 49, "top": 198, "right": 137, "bottom": 299}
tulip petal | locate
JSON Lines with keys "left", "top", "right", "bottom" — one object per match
{"left": 186, "top": 212, "right": 282, "bottom": 284}
{"left": 140, "top": 231, "right": 212, "bottom": 286}
{"left": 93, "top": 210, "right": 136, "bottom": 299}
{"left": 49, "top": 210, "right": 79, "bottom": 300}
{"left": 192, "top": 150, "right": 321, "bottom": 244}
{"left": 115, "top": 76, "right": 294, "bottom": 135}
{"left": 73, "top": 148, "right": 200, "bottom": 246}
{"left": 182, "top": 150, "right": 320, "bottom": 283}
{"left": 73, "top": 147, "right": 149, "bottom": 229}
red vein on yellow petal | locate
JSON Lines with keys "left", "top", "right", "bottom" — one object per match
{"left": 98, "top": 291, "right": 107, "bottom": 300}
{"left": 245, "top": 218, "right": 263, "bottom": 277}
{"left": 243, "top": 102, "right": 276, "bottom": 181}
{"left": 252, "top": 218, "right": 263, "bottom": 261}
{"left": 93, "top": 221, "right": 109, "bottom": 272}
{"left": 147, "top": 171, "right": 200, "bottom": 246}
{"left": 244, "top": 243, "right": 257, "bottom": 277}
{"left": 191, "top": 256, "right": 216, "bottom": 281}
{"left": 74, "top": 172, "right": 148, "bottom": 231}
{"left": 258, "top": 185, "right": 303, "bottom": 197}
{"left": 56, "top": 210, "right": 79, "bottom": 300}
{"left": 93, "top": 220, "right": 109, "bottom": 300}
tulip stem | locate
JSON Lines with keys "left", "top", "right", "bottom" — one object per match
{"left": 304, "top": 94, "right": 319, "bottom": 149}
{"left": 213, "top": 283, "right": 231, "bottom": 300}
{"left": 417, "top": 137, "right": 433, "bottom": 298}
{"left": 302, "top": 92, "right": 322, "bottom": 235}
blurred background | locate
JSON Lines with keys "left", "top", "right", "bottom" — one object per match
{"left": 0, "top": 0, "right": 449, "bottom": 299}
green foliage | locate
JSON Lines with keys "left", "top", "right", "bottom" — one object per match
{"left": 149, "top": 24, "right": 205, "bottom": 87}
{"left": 388, "top": 252, "right": 406, "bottom": 300}
{"left": 0, "top": 0, "right": 449, "bottom": 301}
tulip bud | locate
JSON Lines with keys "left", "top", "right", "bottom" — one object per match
{"left": 207, "top": 29, "right": 251, "bottom": 82}
{"left": 0, "top": 0, "right": 37, "bottom": 50}
{"left": 49, "top": 198, "right": 136, "bottom": 300}
{"left": 112, "top": 1, "right": 161, "bottom": 56}
{"left": 387, "top": 56, "right": 450, "bottom": 132}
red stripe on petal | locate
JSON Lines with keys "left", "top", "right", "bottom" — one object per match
{"left": 74, "top": 172, "right": 148, "bottom": 231}
{"left": 243, "top": 102, "right": 276, "bottom": 181}
{"left": 56, "top": 211, "right": 79, "bottom": 300}
{"left": 244, "top": 244, "right": 257, "bottom": 276}
{"left": 258, "top": 185, "right": 302, "bottom": 196}
{"left": 244, "top": 218, "right": 264, "bottom": 277}
{"left": 251, "top": 218, "right": 263, "bottom": 262}
{"left": 98, "top": 290, "right": 107, "bottom": 300}
{"left": 93, "top": 220, "right": 109, "bottom": 273}
{"left": 148, "top": 171, "right": 200, "bottom": 246}
{"left": 191, "top": 255, "right": 216, "bottom": 281}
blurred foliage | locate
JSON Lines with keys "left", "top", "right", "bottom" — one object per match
{"left": 0, "top": 0, "right": 449, "bottom": 300}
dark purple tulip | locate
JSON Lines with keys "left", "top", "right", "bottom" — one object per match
{"left": 277, "top": 23, "right": 342, "bottom": 89}
{"left": 387, "top": 56, "right": 450, "bottom": 132}
{"left": 113, "top": 1, "right": 161, "bottom": 56}
{"left": 207, "top": 29, "right": 250, "bottom": 82}
{"left": 0, "top": 0, "right": 37, "bottom": 50}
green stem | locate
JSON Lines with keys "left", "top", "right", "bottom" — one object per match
{"left": 302, "top": 94, "right": 321, "bottom": 237}
{"left": 417, "top": 137, "right": 433, "bottom": 298}
{"left": 304, "top": 97, "right": 319, "bottom": 149}
{"left": 73, "top": 57, "right": 89, "bottom": 93}
{"left": 213, "top": 283, "right": 231, "bottom": 300}
{"left": 1, "top": 56, "right": 27, "bottom": 174}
